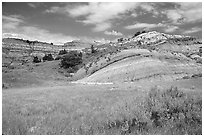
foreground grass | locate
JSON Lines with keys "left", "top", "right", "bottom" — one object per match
{"left": 2, "top": 85, "right": 202, "bottom": 135}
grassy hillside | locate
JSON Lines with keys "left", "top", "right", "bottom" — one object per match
{"left": 2, "top": 60, "right": 70, "bottom": 88}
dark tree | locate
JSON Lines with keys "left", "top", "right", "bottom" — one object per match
{"left": 43, "top": 53, "right": 54, "bottom": 61}
{"left": 141, "top": 30, "right": 146, "bottom": 33}
{"left": 60, "top": 51, "right": 82, "bottom": 69}
{"left": 33, "top": 56, "right": 41, "bottom": 63}
{"left": 59, "top": 49, "right": 68, "bottom": 55}
{"left": 118, "top": 38, "right": 123, "bottom": 43}
{"left": 133, "top": 31, "right": 141, "bottom": 38}
{"left": 91, "top": 45, "right": 96, "bottom": 53}
{"left": 133, "top": 31, "right": 146, "bottom": 38}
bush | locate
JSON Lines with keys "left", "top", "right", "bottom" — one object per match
{"left": 118, "top": 38, "right": 123, "bottom": 43}
{"left": 91, "top": 45, "right": 96, "bottom": 53}
{"left": 60, "top": 51, "right": 82, "bottom": 69}
{"left": 43, "top": 54, "right": 54, "bottom": 61}
{"left": 58, "top": 49, "right": 68, "bottom": 55}
{"left": 191, "top": 73, "right": 202, "bottom": 78}
{"left": 132, "top": 31, "right": 146, "bottom": 38}
{"left": 33, "top": 56, "right": 41, "bottom": 63}
{"left": 144, "top": 86, "right": 202, "bottom": 134}
{"left": 105, "top": 86, "right": 202, "bottom": 135}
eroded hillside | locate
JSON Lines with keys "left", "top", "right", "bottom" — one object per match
{"left": 2, "top": 31, "right": 202, "bottom": 88}
{"left": 74, "top": 31, "right": 202, "bottom": 85}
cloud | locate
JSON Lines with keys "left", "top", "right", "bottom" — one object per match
{"left": 125, "top": 22, "right": 179, "bottom": 33}
{"left": 27, "top": 3, "right": 43, "bottom": 8}
{"left": 130, "top": 12, "right": 137, "bottom": 17}
{"left": 2, "top": 15, "right": 24, "bottom": 23}
{"left": 28, "top": 3, "right": 37, "bottom": 8}
{"left": 165, "top": 10, "right": 183, "bottom": 24}
{"left": 183, "top": 27, "right": 201, "bottom": 34}
{"left": 2, "top": 14, "right": 111, "bottom": 45}
{"left": 45, "top": 6, "right": 65, "bottom": 13}
{"left": 164, "top": 2, "right": 202, "bottom": 24}
{"left": 104, "top": 30, "right": 123, "bottom": 36}
{"left": 21, "top": 26, "right": 78, "bottom": 45}
{"left": 2, "top": 15, "right": 24, "bottom": 30}
{"left": 69, "top": 3, "right": 139, "bottom": 31}
{"left": 179, "top": 2, "right": 202, "bottom": 22}
{"left": 46, "top": 2, "right": 139, "bottom": 32}
{"left": 125, "top": 22, "right": 160, "bottom": 29}
{"left": 139, "top": 3, "right": 159, "bottom": 17}
{"left": 2, "top": 14, "right": 78, "bottom": 45}
{"left": 163, "top": 25, "right": 179, "bottom": 33}
{"left": 94, "top": 23, "right": 112, "bottom": 32}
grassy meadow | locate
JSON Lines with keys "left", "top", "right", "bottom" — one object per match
{"left": 2, "top": 84, "right": 202, "bottom": 135}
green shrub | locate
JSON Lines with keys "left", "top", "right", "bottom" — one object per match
{"left": 144, "top": 86, "right": 202, "bottom": 134}
{"left": 58, "top": 49, "right": 68, "bottom": 55}
{"left": 60, "top": 51, "right": 82, "bottom": 70}
{"left": 33, "top": 56, "right": 41, "bottom": 63}
{"left": 191, "top": 73, "right": 202, "bottom": 78}
{"left": 43, "top": 54, "right": 54, "bottom": 61}
{"left": 91, "top": 45, "right": 96, "bottom": 53}
{"left": 104, "top": 86, "right": 202, "bottom": 135}
{"left": 132, "top": 31, "right": 146, "bottom": 38}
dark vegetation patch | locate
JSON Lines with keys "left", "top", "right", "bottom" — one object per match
{"left": 132, "top": 30, "right": 147, "bottom": 38}
{"left": 33, "top": 56, "right": 41, "bottom": 63}
{"left": 60, "top": 51, "right": 83, "bottom": 73}
{"left": 191, "top": 73, "right": 202, "bottom": 78}
{"left": 103, "top": 87, "right": 202, "bottom": 135}
{"left": 58, "top": 49, "right": 68, "bottom": 55}
{"left": 43, "top": 54, "right": 54, "bottom": 62}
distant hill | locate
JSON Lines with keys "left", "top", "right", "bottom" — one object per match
{"left": 63, "top": 40, "right": 97, "bottom": 49}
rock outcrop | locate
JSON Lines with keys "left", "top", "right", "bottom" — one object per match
{"left": 2, "top": 38, "right": 85, "bottom": 57}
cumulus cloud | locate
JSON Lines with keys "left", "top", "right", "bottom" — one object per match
{"left": 2, "top": 15, "right": 24, "bottom": 30}
{"left": 68, "top": 2, "right": 139, "bottom": 31}
{"left": 164, "top": 2, "right": 202, "bottom": 24}
{"left": 139, "top": 3, "right": 159, "bottom": 17}
{"left": 28, "top": 3, "right": 37, "bottom": 8}
{"left": 94, "top": 22, "right": 112, "bottom": 32}
{"left": 27, "top": 3, "right": 43, "bottom": 8}
{"left": 43, "top": 2, "right": 201, "bottom": 34}
{"left": 163, "top": 25, "right": 179, "bottom": 33}
{"left": 183, "top": 27, "right": 201, "bottom": 34}
{"left": 125, "top": 22, "right": 160, "bottom": 29}
{"left": 125, "top": 22, "right": 179, "bottom": 33}
{"left": 45, "top": 2, "right": 139, "bottom": 32}
{"left": 104, "top": 30, "right": 123, "bottom": 36}
{"left": 2, "top": 14, "right": 111, "bottom": 45}
{"left": 45, "top": 6, "right": 65, "bottom": 14}
{"left": 2, "top": 14, "right": 78, "bottom": 45}
{"left": 165, "top": 10, "right": 183, "bottom": 24}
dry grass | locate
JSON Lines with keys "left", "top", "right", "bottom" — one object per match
{"left": 2, "top": 84, "right": 202, "bottom": 135}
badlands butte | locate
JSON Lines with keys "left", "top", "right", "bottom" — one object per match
{"left": 2, "top": 31, "right": 202, "bottom": 89}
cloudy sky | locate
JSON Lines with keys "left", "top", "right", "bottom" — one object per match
{"left": 2, "top": 2, "right": 202, "bottom": 44}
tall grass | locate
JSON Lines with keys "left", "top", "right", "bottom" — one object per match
{"left": 2, "top": 86, "right": 201, "bottom": 135}
{"left": 104, "top": 86, "right": 202, "bottom": 135}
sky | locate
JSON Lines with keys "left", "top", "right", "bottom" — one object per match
{"left": 2, "top": 2, "right": 202, "bottom": 45}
